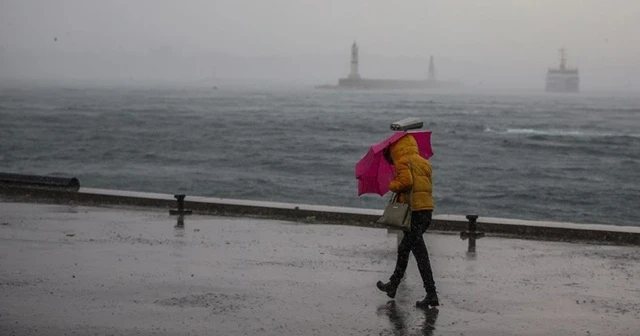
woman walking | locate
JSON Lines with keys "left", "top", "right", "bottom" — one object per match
{"left": 376, "top": 134, "right": 439, "bottom": 308}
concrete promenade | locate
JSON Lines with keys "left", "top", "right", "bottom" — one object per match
{"left": 1, "top": 201, "right": 639, "bottom": 336}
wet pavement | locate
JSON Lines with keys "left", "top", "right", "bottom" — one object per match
{"left": 1, "top": 202, "right": 639, "bottom": 336}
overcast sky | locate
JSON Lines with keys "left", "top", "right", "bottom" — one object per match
{"left": 1, "top": 0, "right": 639, "bottom": 89}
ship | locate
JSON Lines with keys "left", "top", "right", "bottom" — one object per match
{"left": 316, "top": 42, "right": 461, "bottom": 90}
{"left": 545, "top": 48, "right": 579, "bottom": 93}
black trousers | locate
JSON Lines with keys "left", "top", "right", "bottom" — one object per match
{"left": 389, "top": 210, "right": 436, "bottom": 293}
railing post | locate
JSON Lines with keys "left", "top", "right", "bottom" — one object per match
{"left": 170, "top": 194, "right": 192, "bottom": 227}
{"left": 460, "top": 215, "right": 484, "bottom": 257}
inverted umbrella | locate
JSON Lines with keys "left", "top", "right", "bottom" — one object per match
{"left": 355, "top": 131, "right": 433, "bottom": 196}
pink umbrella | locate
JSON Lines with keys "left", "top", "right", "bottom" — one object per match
{"left": 355, "top": 131, "right": 433, "bottom": 196}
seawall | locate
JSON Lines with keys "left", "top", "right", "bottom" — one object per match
{"left": 337, "top": 77, "right": 462, "bottom": 90}
{"left": 1, "top": 185, "right": 638, "bottom": 246}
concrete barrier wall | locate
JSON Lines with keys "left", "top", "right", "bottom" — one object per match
{"left": 1, "top": 185, "right": 639, "bottom": 245}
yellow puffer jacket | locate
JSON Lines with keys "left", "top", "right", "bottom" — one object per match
{"left": 388, "top": 134, "right": 434, "bottom": 211}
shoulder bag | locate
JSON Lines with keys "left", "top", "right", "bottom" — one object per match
{"left": 376, "top": 161, "right": 414, "bottom": 231}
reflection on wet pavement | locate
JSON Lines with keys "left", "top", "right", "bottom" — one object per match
{"left": 377, "top": 300, "right": 439, "bottom": 336}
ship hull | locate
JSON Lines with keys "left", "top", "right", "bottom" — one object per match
{"left": 545, "top": 74, "right": 580, "bottom": 93}
{"left": 545, "top": 61, "right": 580, "bottom": 93}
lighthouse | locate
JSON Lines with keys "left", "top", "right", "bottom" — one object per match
{"left": 427, "top": 55, "right": 436, "bottom": 82}
{"left": 348, "top": 42, "right": 360, "bottom": 79}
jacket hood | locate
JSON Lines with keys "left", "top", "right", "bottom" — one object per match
{"left": 389, "top": 134, "right": 419, "bottom": 162}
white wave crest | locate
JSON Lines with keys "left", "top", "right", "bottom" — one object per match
{"left": 485, "top": 128, "right": 640, "bottom": 138}
{"left": 506, "top": 128, "right": 584, "bottom": 136}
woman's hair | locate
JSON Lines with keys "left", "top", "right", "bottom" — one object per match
{"left": 383, "top": 147, "right": 393, "bottom": 164}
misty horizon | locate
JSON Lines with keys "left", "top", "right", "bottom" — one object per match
{"left": 1, "top": 0, "right": 639, "bottom": 91}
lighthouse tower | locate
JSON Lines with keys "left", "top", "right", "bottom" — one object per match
{"left": 559, "top": 47, "right": 567, "bottom": 70}
{"left": 427, "top": 55, "right": 436, "bottom": 82}
{"left": 348, "top": 42, "right": 360, "bottom": 79}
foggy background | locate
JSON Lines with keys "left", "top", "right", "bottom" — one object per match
{"left": 1, "top": 0, "right": 639, "bottom": 91}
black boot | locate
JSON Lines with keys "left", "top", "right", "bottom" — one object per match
{"left": 416, "top": 291, "right": 439, "bottom": 309}
{"left": 376, "top": 280, "right": 399, "bottom": 299}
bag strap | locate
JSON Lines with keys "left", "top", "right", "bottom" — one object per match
{"left": 406, "top": 160, "right": 414, "bottom": 209}
{"left": 389, "top": 159, "right": 414, "bottom": 207}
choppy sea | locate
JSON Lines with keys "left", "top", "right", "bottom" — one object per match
{"left": 0, "top": 85, "right": 638, "bottom": 226}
